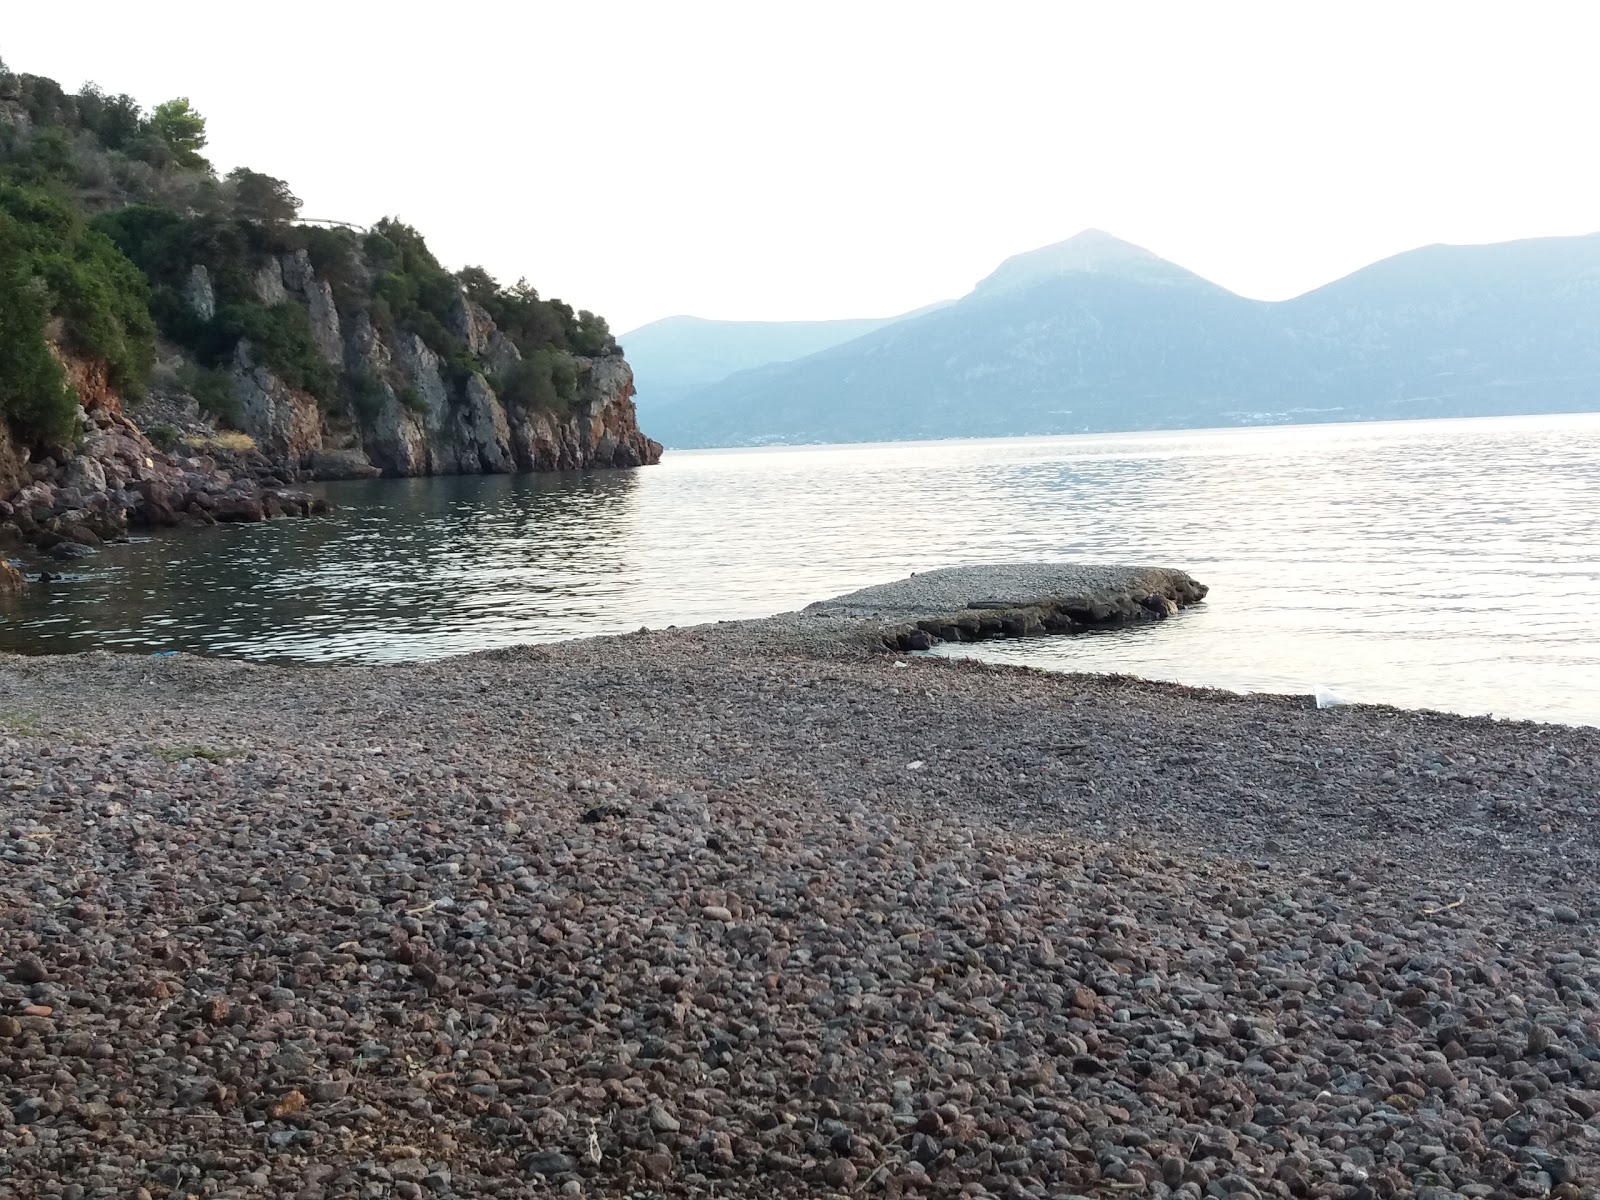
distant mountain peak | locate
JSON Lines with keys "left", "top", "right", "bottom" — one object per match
{"left": 971, "top": 229, "right": 1205, "bottom": 297}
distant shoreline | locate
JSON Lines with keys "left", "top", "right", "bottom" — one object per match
{"left": 645, "top": 404, "right": 1600, "bottom": 454}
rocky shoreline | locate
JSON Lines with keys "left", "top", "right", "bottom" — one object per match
{"left": 0, "top": 344, "right": 660, "bottom": 569}
{"left": 3, "top": 583, "right": 1600, "bottom": 1199}
{"left": 0, "top": 400, "right": 332, "bottom": 566}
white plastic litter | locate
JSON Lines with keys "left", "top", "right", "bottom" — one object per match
{"left": 1313, "top": 686, "right": 1353, "bottom": 710}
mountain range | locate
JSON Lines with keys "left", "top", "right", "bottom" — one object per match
{"left": 621, "top": 308, "right": 941, "bottom": 409}
{"left": 630, "top": 229, "right": 1600, "bottom": 448}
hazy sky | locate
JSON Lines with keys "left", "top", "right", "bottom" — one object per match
{"left": 6, "top": 2, "right": 1599, "bottom": 333}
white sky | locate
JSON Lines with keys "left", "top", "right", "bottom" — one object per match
{"left": 6, "top": 2, "right": 1600, "bottom": 333}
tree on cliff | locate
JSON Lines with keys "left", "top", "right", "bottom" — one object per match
{"left": 146, "top": 97, "right": 209, "bottom": 170}
{"left": 225, "top": 168, "right": 300, "bottom": 224}
{"left": 75, "top": 83, "right": 144, "bottom": 152}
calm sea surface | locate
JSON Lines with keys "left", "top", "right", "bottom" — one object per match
{"left": 3, "top": 414, "right": 1598, "bottom": 726}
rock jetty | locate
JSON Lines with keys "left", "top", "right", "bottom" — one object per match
{"left": 4, "top": 589, "right": 1600, "bottom": 1198}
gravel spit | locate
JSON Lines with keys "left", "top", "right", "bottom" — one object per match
{"left": 810, "top": 564, "right": 1203, "bottom": 618}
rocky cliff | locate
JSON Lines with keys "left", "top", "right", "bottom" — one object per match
{"left": 1, "top": 250, "right": 661, "bottom": 560}
{"left": 189, "top": 249, "right": 662, "bottom": 482}
{"left": 0, "top": 61, "right": 662, "bottom": 569}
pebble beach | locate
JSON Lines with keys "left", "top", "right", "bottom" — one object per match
{"left": 3, "top": 571, "right": 1600, "bottom": 1200}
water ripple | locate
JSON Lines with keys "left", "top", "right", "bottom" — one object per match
{"left": 2, "top": 413, "right": 1597, "bottom": 725}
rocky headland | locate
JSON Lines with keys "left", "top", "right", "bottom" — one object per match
{"left": 0, "top": 64, "right": 661, "bottom": 568}
{"left": 3, "top": 568, "right": 1599, "bottom": 1199}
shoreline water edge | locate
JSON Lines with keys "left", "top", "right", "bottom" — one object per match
{"left": 3, "top": 567, "right": 1599, "bottom": 1196}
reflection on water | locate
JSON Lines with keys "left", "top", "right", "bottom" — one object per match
{"left": 0, "top": 472, "right": 644, "bottom": 662}
{"left": 2, "top": 413, "right": 1598, "bottom": 726}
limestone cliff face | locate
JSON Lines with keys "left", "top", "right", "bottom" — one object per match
{"left": 5, "top": 254, "right": 660, "bottom": 500}
{"left": 369, "top": 300, "right": 660, "bottom": 478}
{"left": 509, "top": 357, "right": 662, "bottom": 472}
{"left": 0, "top": 421, "right": 23, "bottom": 500}
{"left": 56, "top": 353, "right": 123, "bottom": 422}
{"left": 352, "top": 342, "right": 657, "bottom": 477}
{"left": 210, "top": 259, "right": 661, "bottom": 480}
{"left": 231, "top": 344, "right": 324, "bottom": 463}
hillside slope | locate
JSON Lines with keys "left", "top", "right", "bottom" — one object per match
{"left": 621, "top": 300, "right": 955, "bottom": 414}
{"left": 649, "top": 230, "right": 1600, "bottom": 447}
{"left": 621, "top": 314, "right": 908, "bottom": 412}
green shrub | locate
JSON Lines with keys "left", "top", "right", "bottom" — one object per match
{"left": 303, "top": 225, "right": 361, "bottom": 310}
{"left": 177, "top": 361, "right": 239, "bottom": 423}
{"left": 146, "top": 98, "right": 209, "bottom": 171}
{"left": 225, "top": 168, "right": 299, "bottom": 224}
{"left": 340, "top": 365, "right": 388, "bottom": 422}
{"left": 365, "top": 220, "right": 471, "bottom": 362}
{"left": 497, "top": 356, "right": 555, "bottom": 412}
{"left": 0, "top": 212, "right": 77, "bottom": 442}
{"left": 0, "top": 182, "right": 154, "bottom": 403}
{"left": 217, "top": 301, "right": 335, "bottom": 401}
{"left": 460, "top": 269, "right": 618, "bottom": 361}
{"left": 570, "top": 309, "right": 614, "bottom": 357}
{"left": 83, "top": 87, "right": 143, "bottom": 152}
{"left": 398, "top": 386, "right": 427, "bottom": 414}
{"left": 5, "top": 126, "right": 79, "bottom": 189}
{"left": 144, "top": 423, "right": 180, "bottom": 451}
{"left": 496, "top": 348, "right": 579, "bottom": 413}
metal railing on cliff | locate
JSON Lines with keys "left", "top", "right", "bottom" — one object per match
{"left": 294, "top": 219, "right": 369, "bottom": 233}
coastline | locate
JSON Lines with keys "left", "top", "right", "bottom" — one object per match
{"left": 3, "top": 582, "right": 1599, "bottom": 1196}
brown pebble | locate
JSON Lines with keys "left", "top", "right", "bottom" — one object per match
{"left": 270, "top": 1090, "right": 307, "bottom": 1119}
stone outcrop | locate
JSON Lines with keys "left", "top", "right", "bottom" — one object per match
{"left": 252, "top": 260, "right": 288, "bottom": 305}
{"left": 306, "top": 449, "right": 380, "bottom": 480}
{"left": 0, "top": 351, "right": 332, "bottom": 563}
{"left": 0, "top": 421, "right": 24, "bottom": 500}
{"left": 457, "top": 373, "right": 514, "bottom": 474}
{"left": 3, "top": 244, "right": 661, "bottom": 557}
{"left": 184, "top": 264, "right": 216, "bottom": 321}
{"left": 280, "top": 249, "right": 342, "bottom": 365}
{"left": 503, "top": 357, "right": 662, "bottom": 472}
{"left": 345, "top": 312, "right": 427, "bottom": 477}
{"left": 349, "top": 297, "right": 660, "bottom": 478}
{"left": 54, "top": 352, "right": 122, "bottom": 421}
{"left": 452, "top": 295, "right": 521, "bottom": 377}
{"left": 231, "top": 345, "right": 324, "bottom": 465}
